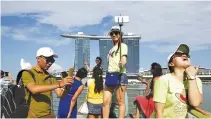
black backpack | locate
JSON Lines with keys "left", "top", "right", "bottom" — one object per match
{"left": 1, "top": 70, "right": 35, "bottom": 118}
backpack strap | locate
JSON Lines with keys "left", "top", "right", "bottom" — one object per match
{"left": 16, "top": 69, "right": 36, "bottom": 105}
{"left": 16, "top": 70, "right": 35, "bottom": 84}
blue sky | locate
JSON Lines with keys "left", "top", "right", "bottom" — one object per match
{"left": 1, "top": 1, "right": 211, "bottom": 77}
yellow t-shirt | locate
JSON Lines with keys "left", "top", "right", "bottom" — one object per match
{"left": 87, "top": 79, "right": 103, "bottom": 104}
{"left": 107, "top": 43, "right": 128, "bottom": 73}
{"left": 151, "top": 73, "right": 202, "bottom": 118}
{"left": 22, "top": 67, "right": 58, "bottom": 118}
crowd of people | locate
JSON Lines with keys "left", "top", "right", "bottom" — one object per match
{"left": 0, "top": 25, "right": 205, "bottom": 118}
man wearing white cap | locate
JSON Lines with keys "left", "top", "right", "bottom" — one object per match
{"left": 151, "top": 44, "right": 203, "bottom": 118}
{"left": 21, "top": 47, "right": 74, "bottom": 118}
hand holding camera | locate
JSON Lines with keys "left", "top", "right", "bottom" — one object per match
{"left": 59, "top": 77, "right": 74, "bottom": 88}
{"left": 64, "top": 77, "right": 74, "bottom": 86}
{"left": 60, "top": 68, "right": 75, "bottom": 99}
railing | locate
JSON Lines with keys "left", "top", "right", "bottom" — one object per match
{"left": 1, "top": 83, "right": 210, "bottom": 118}
{"left": 51, "top": 87, "right": 211, "bottom": 118}
{"left": 51, "top": 87, "right": 145, "bottom": 115}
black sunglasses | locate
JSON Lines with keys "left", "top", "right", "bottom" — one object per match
{"left": 41, "top": 56, "right": 55, "bottom": 63}
{"left": 110, "top": 31, "right": 120, "bottom": 36}
{"left": 174, "top": 52, "right": 190, "bottom": 58}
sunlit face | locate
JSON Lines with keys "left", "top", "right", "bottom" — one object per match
{"left": 37, "top": 56, "right": 55, "bottom": 70}
{"left": 170, "top": 51, "right": 191, "bottom": 69}
{"left": 110, "top": 31, "right": 121, "bottom": 43}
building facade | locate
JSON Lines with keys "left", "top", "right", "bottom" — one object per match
{"left": 67, "top": 33, "right": 141, "bottom": 72}
{"left": 99, "top": 38, "right": 140, "bottom": 73}
{"left": 124, "top": 39, "right": 139, "bottom": 73}
{"left": 99, "top": 39, "right": 113, "bottom": 70}
{"left": 75, "top": 38, "right": 90, "bottom": 70}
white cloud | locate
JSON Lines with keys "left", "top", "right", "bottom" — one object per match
{"left": 146, "top": 43, "right": 210, "bottom": 53}
{"left": 1, "top": 26, "right": 11, "bottom": 35}
{"left": 20, "top": 58, "right": 32, "bottom": 70}
{"left": 1, "top": 25, "right": 73, "bottom": 46}
{"left": 36, "top": 38, "right": 71, "bottom": 47}
{"left": 48, "top": 63, "right": 63, "bottom": 74}
{"left": 12, "top": 33, "right": 28, "bottom": 41}
{"left": 2, "top": 1, "right": 211, "bottom": 52}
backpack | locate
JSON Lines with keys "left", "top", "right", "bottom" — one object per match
{"left": 1, "top": 70, "right": 35, "bottom": 118}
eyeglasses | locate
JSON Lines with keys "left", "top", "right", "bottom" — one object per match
{"left": 41, "top": 56, "right": 55, "bottom": 63}
{"left": 110, "top": 31, "right": 120, "bottom": 36}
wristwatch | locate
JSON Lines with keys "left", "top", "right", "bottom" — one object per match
{"left": 189, "top": 76, "right": 196, "bottom": 80}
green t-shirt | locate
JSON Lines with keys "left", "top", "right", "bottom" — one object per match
{"left": 22, "top": 67, "right": 58, "bottom": 118}
{"left": 151, "top": 74, "right": 202, "bottom": 118}
{"left": 108, "top": 43, "right": 128, "bottom": 73}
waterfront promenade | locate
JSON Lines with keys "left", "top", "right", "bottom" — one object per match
{"left": 51, "top": 77, "right": 211, "bottom": 118}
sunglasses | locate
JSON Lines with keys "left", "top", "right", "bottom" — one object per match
{"left": 110, "top": 31, "right": 120, "bottom": 36}
{"left": 174, "top": 52, "right": 190, "bottom": 58}
{"left": 41, "top": 56, "right": 55, "bottom": 63}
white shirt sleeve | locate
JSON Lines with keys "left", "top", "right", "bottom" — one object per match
{"left": 121, "top": 43, "right": 128, "bottom": 56}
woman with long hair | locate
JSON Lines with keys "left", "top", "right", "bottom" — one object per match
{"left": 152, "top": 44, "right": 203, "bottom": 118}
{"left": 86, "top": 67, "right": 104, "bottom": 118}
{"left": 103, "top": 26, "right": 128, "bottom": 118}
{"left": 129, "top": 62, "right": 163, "bottom": 118}
{"left": 57, "top": 67, "right": 88, "bottom": 118}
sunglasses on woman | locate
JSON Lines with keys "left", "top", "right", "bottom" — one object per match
{"left": 174, "top": 52, "right": 190, "bottom": 58}
{"left": 110, "top": 31, "right": 120, "bottom": 36}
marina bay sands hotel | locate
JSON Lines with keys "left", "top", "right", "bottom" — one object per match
{"left": 61, "top": 32, "right": 141, "bottom": 73}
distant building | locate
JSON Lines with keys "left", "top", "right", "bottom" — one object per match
{"left": 99, "top": 39, "right": 113, "bottom": 70}
{"left": 61, "top": 32, "right": 141, "bottom": 71}
{"left": 99, "top": 38, "right": 140, "bottom": 73}
{"left": 124, "top": 39, "right": 139, "bottom": 73}
{"left": 141, "top": 68, "right": 211, "bottom": 76}
{"left": 75, "top": 38, "right": 90, "bottom": 70}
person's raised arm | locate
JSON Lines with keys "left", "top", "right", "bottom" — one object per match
{"left": 143, "top": 80, "right": 150, "bottom": 97}
{"left": 186, "top": 66, "right": 203, "bottom": 107}
{"left": 84, "top": 61, "right": 91, "bottom": 72}
{"left": 54, "top": 78, "right": 74, "bottom": 97}
{"left": 22, "top": 71, "right": 73, "bottom": 94}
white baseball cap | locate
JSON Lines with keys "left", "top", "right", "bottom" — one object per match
{"left": 167, "top": 44, "right": 189, "bottom": 62}
{"left": 108, "top": 26, "right": 123, "bottom": 35}
{"left": 111, "top": 26, "right": 120, "bottom": 31}
{"left": 36, "top": 47, "right": 58, "bottom": 58}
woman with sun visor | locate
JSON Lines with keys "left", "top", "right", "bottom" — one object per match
{"left": 103, "top": 26, "right": 128, "bottom": 118}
